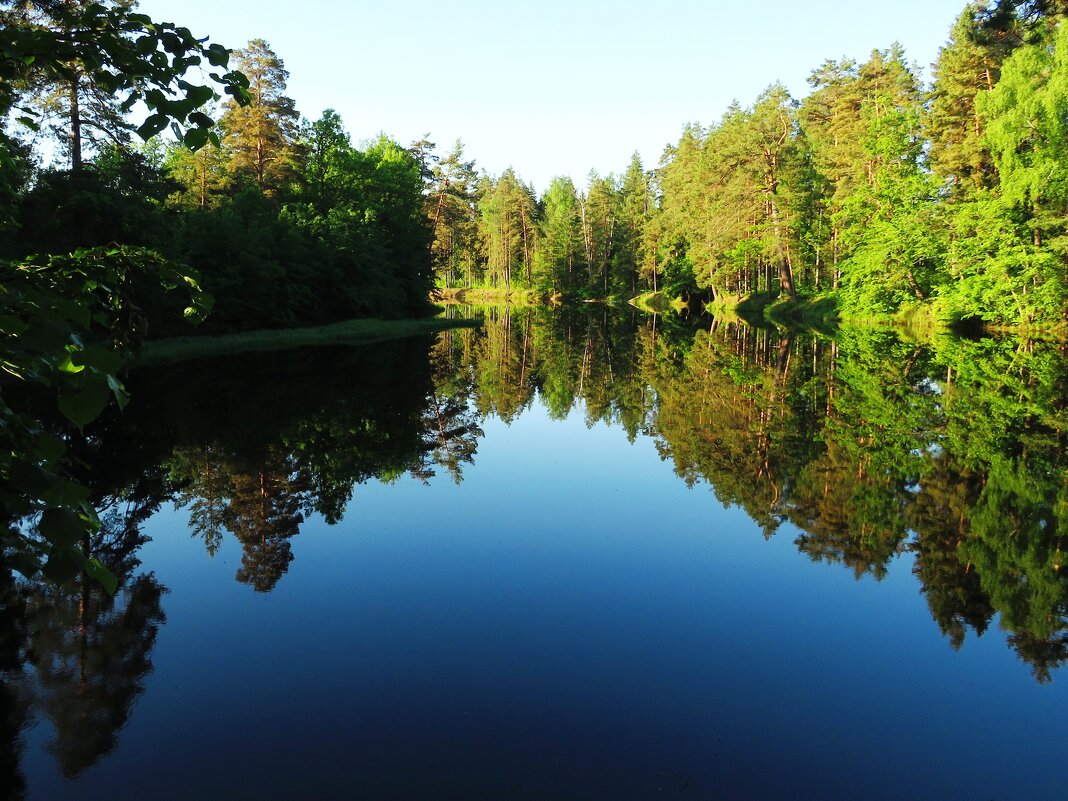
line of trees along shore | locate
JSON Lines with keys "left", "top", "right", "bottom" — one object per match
{"left": 425, "top": 1, "right": 1068, "bottom": 330}
{"left": 3, "top": 19, "right": 433, "bottom": 337}
{"left": 5, "top": 1, "right": 1068, "bottom": 334}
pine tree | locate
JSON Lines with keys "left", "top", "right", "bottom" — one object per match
{"left": 927, "top": 6, "right": 1007, "bottom": 195}
{"left": 426, "top": 140, "right": 480, "bottom": 288}
{"left": 6, "top": 0, "right": 138, "bottom": 172}
{"left": 220, "top": 39, "right": 300, "bottom": 197}
{"left": 618, "top": 153, "right": 653, "bottom": 295}
{"left": 478, "top": 169, "right": 538, "bottom": 290}
{"left": 165, "top": 138, "right": 228, "bottom": 209}
{"left": 536, "top": 175, "right": 583, "bottom": 293}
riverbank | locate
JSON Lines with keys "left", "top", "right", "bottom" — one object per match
{"left": 432, "top": 287, "right": 561, "bottom": 306}
{"left": 137, "top": 316, "right": 481, "bottom": 367}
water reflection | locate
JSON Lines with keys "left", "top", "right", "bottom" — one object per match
{"left": 1, "top": 495, "right": 165, "bottom": 798}
{"left": 109, "top": 338, "right": 477, "bottom": 591}
{"left": 91, "top": 312, "right": 1068, "bottom": 677}
{"left": 1, "top": 307, "right": 1066, "bottom": 789}
{"left": 434, "top": 307, "right": 1067, "bottom": 681}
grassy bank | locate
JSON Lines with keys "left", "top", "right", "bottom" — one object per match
{"left": 138, "top": 317, "right": 481, "bottom": 367}
{"left": 432, "top": 287, "right": 560, "bottom": 306}
{"left": 628, "top": 291, "right": 689, "bottom": 313}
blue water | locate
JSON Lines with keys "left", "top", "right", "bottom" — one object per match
{"left": 17, "top": 399, "right": 1065, "bottom": 801}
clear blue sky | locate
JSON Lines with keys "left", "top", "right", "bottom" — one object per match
{"left": 140, "top": 0, "right": 968, "bottom": 192}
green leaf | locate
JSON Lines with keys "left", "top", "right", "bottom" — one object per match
{"left": 74, "top": 344, "right": 123, "bottom": 374}
{"left": 160, "top": 31, "right": 184, "bottom": 55}
{"left": 30, "top": 433, "right": 66, "bottom": 462}
{"left": 58, "top": 351, "right": 86, "bottom": 374}
{"left": 57, "top": 374, "right": 112, "bottom": 427}
{"left": 40, "top": 479, "right": 91, "bottom": 508}
{"left": 0, "top": 314, "right": 29, "bottom": 336}
{"left": 184, "top": 125, "right": 209, "bottom": 150}
{"left": 136, "top": 113, "right": 170, "bottom": 140}
{"left": 41, "top": 548, "right": 83, "bottom": 585}
{"left": 38, "top": 508, "right": 87, "bottom": 548}
{"left": 19, "top": 321, "right": 71, "bottom": 354}
{"left": 8, "top": 462, "right": 51, "bottom": 498}
{"left": 206, "top": 43, "right": 230, "bottom": 67}
{"left": 184, "top": 84, "right": 213, "bottom": 107}
{"left": 52, "top": 297, "right": 93, "bottom": 329}
{"left": 106, "top": 374, "right": 131, "bottom": 409}
{"left": 8, "top": 551, "right": 41, "bottom": 581}
{"left": 85, "top": 559, "right": 119, "bottom": 595}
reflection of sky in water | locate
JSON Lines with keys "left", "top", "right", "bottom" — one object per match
{"left": 20, "top": 401, "right": 1068, "bottom": 801}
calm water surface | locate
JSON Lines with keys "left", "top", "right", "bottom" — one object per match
{"left": 5, "top": 309, "right": 1067, "bottom": 800}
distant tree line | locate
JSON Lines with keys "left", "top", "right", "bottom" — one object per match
{"left": 6, "top": 1, "right": 1067, "bottom": 331}
{"left": 424, "top": 1, "right": 1068, "bottom": 328}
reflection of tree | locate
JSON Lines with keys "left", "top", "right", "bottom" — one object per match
{"left": 413, "top": 392, "right": 482, "bottom": 485}
{"left": 171, "top": 447, "right": 307, "bottom": 593}
{"left": 175, "top": 444, "right": 232, "bottom": 557}
{"left": 0, "top": 565, "right": 30, "bottom": 801}
{"left": 649, "top": 324, "right": 821, "bottom": 539}
{"left": 472, "top": 306, "right": 537, "bottom": 421}
{"left": 27, "top": 574, "right": 166, "bottom": 777}
{"left": 907, "top": 460, "right": 993, "bottom": 649}
{"left": 438, "top": 304, "right": 653, "bottom": 436}
{"left": 15, "top": 498, "right": 167, "bottom": 779}
{"left": 959, "top": 457, "right": 1068, "bottom": 682}
{"left": 1007, "top": 632, "right": 1068, "bottom": 684}
{"left": 434, "top": 306, "right": 1066, "bottom": 683}
{"left": 145, "top": 339, "right": 488, "bottom": 591}
{"left": 228, "top": 452, "right": 306, "bottom": 593}
{"left": 615, "top": 314, "right": 1068, "bottom": 679}
{"left": 790, "top": 443, "right": 906, "bottom": 580}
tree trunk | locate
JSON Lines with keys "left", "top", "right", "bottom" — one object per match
{"left": 70, "top": 74, "right": 83, "bottom": 174}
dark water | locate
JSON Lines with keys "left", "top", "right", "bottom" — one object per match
{"left": 3, "top": 308, "right": 1067, "bottom": 800}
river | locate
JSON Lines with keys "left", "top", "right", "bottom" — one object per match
{"left": 4, "top": 307, "right": 1066, "bottom": 800}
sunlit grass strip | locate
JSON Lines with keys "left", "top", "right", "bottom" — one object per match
{"left": 432, "top": 287, "right": 560, "bottom": 306}
{"left": 137, "top": 317, "right": 481, "bottom": 367}
{"left": 629, "top": 291, "right": 687, "bottom": 313}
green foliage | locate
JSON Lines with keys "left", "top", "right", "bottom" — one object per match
{"left": 926, "top": 5, "right": 1004, "bottom": 194}
{"left": 0, "top": 1, "right": 242, "bottom": 591}
{"left": 478, "top": 169, "right": 538, "bottom": 291}
{"left": 536, "top": 176, "right": 583, "bottom": 293}
{"left": 1, "top": 247, "right": 210, "bottom": 586}
{"left": 425, "top": 140, "right": 480, "bottom": 289}
{"left": 838, "top": 104, "right": 949, "bottom": 315}
{"left": 938, "top": 19, "right": 1068, "bottom": 326}
{"left": 160, "top": 106, "right": 435, "bottom": 331}
{"left": 0, "top": 0, "right": 249, "bottom": 155}
{"left": 219, "top": 39, "right": 299, "bottom": 196}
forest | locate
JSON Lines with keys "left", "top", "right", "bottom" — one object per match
{"left": 1, "top": 1, "right": 1067, "bottom": 587}
{"left": 425, "top": 1, "right": 1068, "bottom": 331}
{"left": 3, "top": 2, "right": 1068, "bottom": 337}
